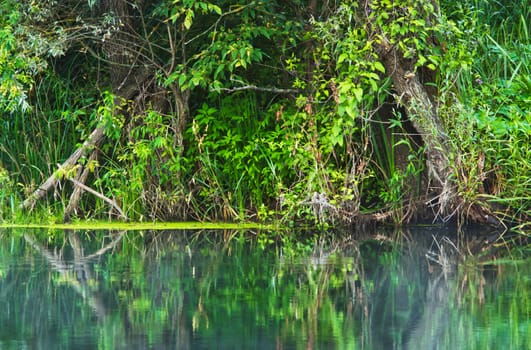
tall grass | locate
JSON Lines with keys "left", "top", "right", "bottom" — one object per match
{"left": 438, "top": 0, "right": 531, "bottom": 227}
{"left": 0, "top": 67, "right": 93, "bottom": 219}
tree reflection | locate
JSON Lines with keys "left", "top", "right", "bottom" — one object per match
{"left": 0, "top": 228, "right": 527, "bottom": 349}
{"left": 23, "top": 230, "right": 124, "bottom": 321}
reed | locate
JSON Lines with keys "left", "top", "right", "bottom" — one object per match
{"left": 0, "top": 66, "right": 95, "bottom": 220}
{"left": 438, "top": 0, "right": 531, "bottom": 226}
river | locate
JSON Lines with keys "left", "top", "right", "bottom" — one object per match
{"left": 0, "top": 226, "right": 528, "bottom": 349}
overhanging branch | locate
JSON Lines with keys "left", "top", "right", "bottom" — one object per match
{"left": 213, "top": 84, "right": 300, "bottom": 95}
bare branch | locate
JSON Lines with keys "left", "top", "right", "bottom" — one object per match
{"left": 21, "top": 127, "right": 105, "bottom": 210}
{"left": 214, "top": 84, "right": 300, "bottom": 95}
{"left": 66, "top": 175, "right": 127, "bottom": 221}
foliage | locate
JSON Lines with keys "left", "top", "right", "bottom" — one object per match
{"left": 0, "top": 164, "right": 15, "bottom": 220}
{"left": 0, "top": 0, "right": 66, "bottom": 112}
{"left": 438, "top": 0, "right": 531, "bottom": 225}
{"left": 0, "top": 0, "right": 528, "bottom": 227}
{"left": 371, "top": 114, "right": 426, "bottom": 222}
{"left": 98, "top": 104, "right": 185, "bottom": 220}
{"left": 185, "top": 95, "right": 295, "bottom": 220}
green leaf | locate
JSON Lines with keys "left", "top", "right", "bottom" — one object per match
{"left": 153, "top": 136, "right": 166, "bottom": 148}
{"left": 353, "top": 87, "right": 363, "bottom": 102}
{"left": 209, "top": 4, "right": 222, "bottom": 15}
{"left": 373, "top": 61, "right": 385, "bottom": 73}
{"left": 178, "top": 74, "right": 187, "bottom": 87}
{"left": 183, "top": 9, "right": 194, "bottom": 29}
{"left": 337, "top": 53, "right": 349, "bottom": 65}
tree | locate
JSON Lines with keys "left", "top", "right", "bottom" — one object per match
{"left": 12, "top": 0, "right": 303, "bottom": 220}
{"left": 364, "top": 0, "right": 457, "bottom": 220}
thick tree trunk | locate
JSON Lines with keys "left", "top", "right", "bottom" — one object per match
{"left": 376, "top": 41, "right": 457, "bottom": 220}
{"left": 101, "top": 0, "right": 143, "bottom": 96}
{"left": 360, "top": 0, "right": 500, "bottom": 225}
{"left": 357, "top": 0, "right": 459, "bottom": 222}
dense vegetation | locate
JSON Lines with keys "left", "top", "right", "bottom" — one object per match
{"left": 0, "top": 0, "right": 529, "bottom": 229}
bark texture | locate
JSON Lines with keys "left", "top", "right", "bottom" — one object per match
{"left": 376, "top": 40, "right": 457, "bottom": 219}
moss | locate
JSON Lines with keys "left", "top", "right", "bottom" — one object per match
{"left": 0, "top": 221, "right": 278, "bottom": 231}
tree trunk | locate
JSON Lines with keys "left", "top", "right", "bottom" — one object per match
{"left": 376, "top": 40, "right": 457, "bottom": 220}
{"left": 358, "top": 0, "right": 458, "bottom": 220}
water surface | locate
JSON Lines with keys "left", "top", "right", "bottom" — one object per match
{"left": 0, "top": 228, "right": 528, "bottom": 349}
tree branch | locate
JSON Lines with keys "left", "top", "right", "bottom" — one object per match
{"left": 213, "top": 83, "right": 299, "bottom": 94}
{"left": 66, "top": 175, "right": 127, "bottom": 221}
{"left": 21, "top": 126, "right": 105, "bottom": 210}
{"left": 64, "top": 150, "right": 98, "bottom": 222}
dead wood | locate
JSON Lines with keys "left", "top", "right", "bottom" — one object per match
{"left": 63, "top": 150, "right": 97, "bottom": 222}
{"left": 66, "top": 176, "right": 127, "bottom": 221}
{"left": 21, "top": 127, "right": 105, "bottom": 211}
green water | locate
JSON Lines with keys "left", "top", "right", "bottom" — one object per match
{"left": 0, "top": 228, "right": 528, "bottom": 349}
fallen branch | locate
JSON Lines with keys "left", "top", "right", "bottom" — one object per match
{"left": 66, "top": 175, "right": 127, "bottom": 221}
{"left": 21, "top": 126, "right": 105, "bottom": 210}
{"left": 64, "top": 150, "right": 98, "bottom": 222}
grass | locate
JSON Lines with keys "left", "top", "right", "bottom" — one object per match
{"left": 437, "top": 0, "right": 531, "bottom": 228}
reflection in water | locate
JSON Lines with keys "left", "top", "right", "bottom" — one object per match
{"left": 0, "top": 228, "right": 528, "bottom": 349}
{"left": 23, "top": 231, "right": 124, "bottom": 321}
